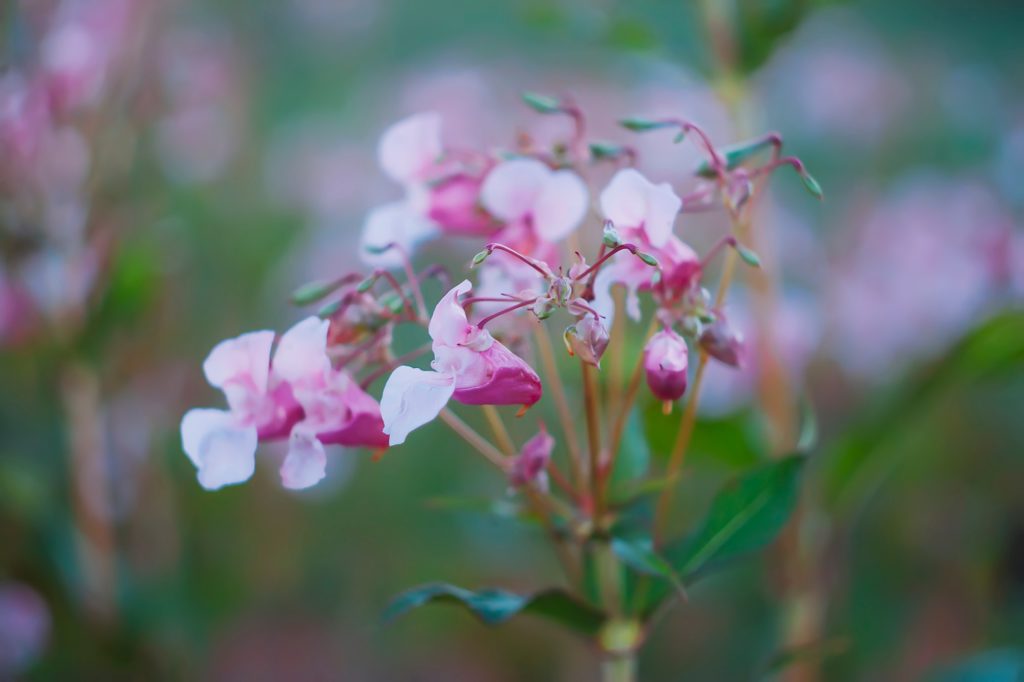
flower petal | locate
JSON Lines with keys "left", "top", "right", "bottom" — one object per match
{"left": 600, "top": 169, "right": 680, "bottom": 247}
{"left": 378, "top": 112, "right": 442, "bottom": 185}
{"left": 532, "top": 169, "right": 589, "bottom": 242}
{"left": 479, "top": 158, "right": 548, "bottom": 223}
{"left": 280, "top": 429, "right": 327, "bottom": 490}
{"left": 360, "top": 201, "right": 436, "bottom": 268}
{"left": 202, "top": 330, "right": 275, "bottom": 394}
{"left": 180, "top": 408, "right": 258, "bottom": 490}
{"left": 427, "top": 279, "right": 472, "bottom": 347}
{"left": 380, "top": 366, "right": 456, "bottom": 446}
{"left": 273, "top": 316, "right": 330, "bottom": 384}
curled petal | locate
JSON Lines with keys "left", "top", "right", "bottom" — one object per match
{"left": 532, "top": 169, "right": 589, "bottom": 242}
{"left": 380, "top": 366, "right": 456, "bottom": 446}
{"left": 428, "top": 279, "right": 473, "bottom": 347}
{"left": 360, "top": 201, "right": 436, "bottom": 269}
{"left": 600, "top": 169, "right": 681, "bottom": 247}
{"left": 378, "top": 112, "right": 442, "bottom": 185}
{"left": 202, "top": 330, "right": 275, "bottom": 394}
{"left": 280, "top": 429, "right": 327, "bottom": 490}
{"left": 180, "top": 408, "right": 258, "bottom": 490}
{"left": 273, "top": 316, "right": 330, "bottom": 384}
{"left": 479, "top": 158, "right": 548, "bottom": 223}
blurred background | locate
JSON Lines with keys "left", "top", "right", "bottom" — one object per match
{"left": 1, "top": 0, "right": 1023, "bottom": 679}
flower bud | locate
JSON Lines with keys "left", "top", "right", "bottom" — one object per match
{"left": 699, "top": 316, "right": 744, "bottom": 368}
{"left": 644, "top": 329, "right": 689, "bottom": 401}
{"left": 564, "top": 315, "right": 610, "bottom": 368}
{"left": 509, "top": 426, "right": 554, "bottom": 488}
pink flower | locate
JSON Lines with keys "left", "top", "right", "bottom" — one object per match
{"left": 380, "top": 280, "right": 542, "bottom": 445}
{"left": 480, "top": 157, "right": 589, "bottom": 253}
{"left": 699, "top": 314, "right": 744, "bottom": 368}
{"left": 362, "top": 112, "right": 496, "bottom": 266}
{"left": 644, "top": 329, "right": 689, "bottom": 402}
{"left": 509, "top": 426, "right": 554, "bottom": 488}
{"left": 593, "top": 169, "right": 698, "bottom": 321}
{"left": 181, "top": 317, "right": 387, "bottom": 491}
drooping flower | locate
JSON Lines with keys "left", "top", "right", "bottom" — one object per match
{"left": 361, "top": 112, "right": 496, "bottom": 266}
{"left": 593, "top": 169, "right": 698, "bottom": 321}
{"left": 644, "top": 328, "right": 689, "bottom": 402}
{"left": 699, "top": 314, "right": 745, "bottom": 367}
{"left": 380, "top": 280, "right": 542, "bottom": 445}
{"left": 509, "top": 425, "right": 554, "bottom": 488}
{"left": 479, "top": 157, "right": 589, "bottom": 261}
{"left": 181, "top": 317, "right": 387, "bottom": 491}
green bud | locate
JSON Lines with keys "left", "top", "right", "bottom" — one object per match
{"left": 356, "top": 275, "right": 376, "bottom": 293}
{"left": 363, "top": 243, "right": 391, "bottom": 255}
{"left": 290, "top": 278, "right": 341, "bottom": 306}
{"left": 673, "top": 130, "right": 686, "bottom": 144}
{"left": 589, "top": 141, "right": 623, "bottom": 160}
{"left": 735, "top": 244, "right": 761, "bottom": 268}
{"left": 637, "top": 251, "right": 659, "bottom": 267}
{"left": 602, "top": 222, "right": 623, "bottom": 247}
{"left": 801, "top": 172, "right": 824, "bottom": 200}
{"left": 695, "top": 135, "right": 777, "bottom": 178}
{"left": 619, "top": 117, "right": 670, "bottom": 132}
{"left": 521, "top": 91, "right": 562, "bottom": 114}
{"left": 650, "top": 269, "right": 662, "bottom": 286}
{"left": 317, "top": 299, "right": 342, "bottom": 319}
{"left": 382, "top": 293, "right": 405, "bottom": 313}
{"left": 471, "top": 249, "right": 490, "bottom": 267}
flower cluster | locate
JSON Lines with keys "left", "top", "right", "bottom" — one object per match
{"left": 181, "top": 92, "right": 819, "bottom": 494}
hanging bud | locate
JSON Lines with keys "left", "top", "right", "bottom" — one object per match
{"left": 619, "top": 117, "right": 672, "bottom": 132}
{"left": 509, "top": 425, "right": 555, "bottom": 488}
{"left": 291, "top": 277, "right": 351, "bottom": 306}
{"left": 603, "top": 221, "right": 623, "bottom": 248}
{"left": 521, "top": 92, "right": 562, "bottom": 114}
{"left": 699, "top": 316, "right": 744, "bottom": 368}
{"left": 471, "top": 249, "right": 491, "bottom": 267}
{"left": 644, "top": 329, "right": 689, "bottom": 402}
{"left": 734, "top": 243, "right": 761, "bottom": 268}
{"left": 548, "top": 277, "right": 572, "bottom": 306}
{"left": 564, "top": 315, "right": 610, "bottom": 368}
{"left": 532, "top": 298, "right": 556, "bottom": 320}
{"left": 800, "top": 171, "right": 824, "bottom": 200}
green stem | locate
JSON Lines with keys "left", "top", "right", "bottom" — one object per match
{"left": 601, "top": 655, "right": 637, "bottom": 682}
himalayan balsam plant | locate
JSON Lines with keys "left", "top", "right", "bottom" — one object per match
{"left": 181, "top": 92, "right": 821, "bottom": 680}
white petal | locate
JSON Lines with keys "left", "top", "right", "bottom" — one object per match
{"left": 479, "top": 158, "right": 548, "bottom": 222}
{"left": 273, "top": 316, "right": 330, "bottom": 384}
{"left": 360, "top": 201, "right": 436, "bottom": 269}
{"left": 600, "top": 169, "right": 680, "bottom": 247}
{"left": 380, "top": 366, "right": 456, "bottom": 446}
{"left": 378, "top": 112, "right": 442, "bottom": 185}
{"left": 202, "top": 331, "right": 275, "bottom": 393}
{"left": 280, "top": 430, "right": 327, "bottom": 490}
{"left": 180, "top": 408, "right": 257, "bottom": 490}
{"left": 532, "top": 169, "right": 589, "bottom": 242}
{"left": 643, "top": 179, "right": 682, "bottom": 248}
{"left": 427, "top": 279, "right": 472, "bottom": 347}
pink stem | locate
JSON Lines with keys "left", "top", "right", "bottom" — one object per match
{"left": 476, "top": 298, "right": 538, "bottom": 329}
{"left": 573, "top": 243, "right": 640, "bottom": 281}
{"left": 486, "top": 243, "right": 551, "bottom": 278}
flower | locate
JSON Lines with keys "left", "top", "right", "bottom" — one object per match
{"left": 509, "top": 426, "right": 554, "bottom": 488}
{"left": 181, "top": 316, "right": 387, "bottom": 491}
{"left": 593, "top": 169, "right": 698, "bottom": 321}
{"left": 699, "top": 314, "right": 744, "bottom": 367}
{"left": 644, "top": 328, "right": 689, "bottom": 402}
{"left": 380, "top": 280, "right": 542, "bottom": 445}
{"left": 480, "top": 157, "right": 588, "bottom": 259}
{"left": 362, "top": 112, "right": 496, "bottom": 267}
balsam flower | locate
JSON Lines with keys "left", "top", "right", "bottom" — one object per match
{"left": 380, "top": 280, "right": 542, "bottom": 445}
{"left": 594, "top": 169, "right": 698, "bottom": 321}
{"left": 508, "top": 426, "right": 554, "bottom": 488}
{"left": 361, "top": 112, "right": 496, "bottom": 267}
{"left": 644, "top": 328, "right": 689, "bottom": 402}
{"left": 181, "top": 317, "right": 387, "bottom": 491}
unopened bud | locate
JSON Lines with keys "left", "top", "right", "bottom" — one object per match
{"left": 800, "top": 172, "right": 824, "bottom": 200}
{"left": 509, "top": 426, "right": 554, "bottom": 488}
{"left": 521, "top": 91, "right": 562, "bottom": 114}
{"left": 734, "top": 244, "right": 761, "bottom": 268}
{"left": 644, "top": 329, "right": 689, "bottom": 402}
{"left": 356, "top": 275, "right": 376, "bottom": 293}
{"left": 532, "top": 298, "right": 556, "bottom": 320}
{"left": 637, "top": 251, "right": 659, "bottom": 267}
{"left": 564, "top": 316, "right": 610, "bottom": 368}
{"left": 291, "top": 278, "right": 344, "bottom": 306}
{"left": 548, "top": 277, "right": 572, "bottom": 306}
{"left": 603, "top": 222, "right": 623, "bottom": 247}
{"left": 589, "top": 141, "right": 624, "bottom": 160}
{"left": 619, "top": 117, "right": 671, "bottom": 132}
{"left": 471, "top": 249, "right": 491, "bottom": 267}
{"left": 699, "top": 316, "right": 744, "bottom": 367}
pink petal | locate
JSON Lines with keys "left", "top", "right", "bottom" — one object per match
{"left": 380, "top": 366, "right": 456, "bottom": 445}
{"left": 272, "top": 316, "right": 330, "bottom": 384}
{"left": 479, "top": 158, "right": 548, "bottom": 223}
{"left": 452, "top": 340, "right": 542, "bottom": 407}
{"left": 532, "top": 169, "right": 589, "bottom": 242}
{"left": 180, "top": 408, "right": 258, "bottom": 490}
{"left": 280, "top": 429, "right": 327, "bottom": 490}
{"left": 377, "top": 112, "right": 442, "bottom": 185}
{"left": 600, "top": 169, "right": 681, "bottom": 247}
{"left": 428, "top": 279, "right": 473, "bottom": 347}
{"left": 360, "top": 201, "right": 436, "bottom": 269}
{"left": 202, "top": 330, "right": 275, "bottom": 394}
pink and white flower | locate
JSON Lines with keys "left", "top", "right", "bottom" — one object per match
{"left": 181, "top": 317, "right": 387, "bottom": 491}
{"left": 644, "top": 328, "right": 690, "bottom": 402}
{"left": 509, "top": 426, "right": 554, "bottom": 489}
{"left": 593, "top": 169, "right": 698, "bottom": 321}
{"left": 380, "top": 280, "right": 542, "bottom": 445}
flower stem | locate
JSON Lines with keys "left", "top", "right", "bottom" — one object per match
{"left": 439, "top": 408, "right": 507, "bottom": 471}
{"left": 482, "top": 405, "right": 516, "bottom": 456}
{"left": 581, "top": 361, "right": 603, "bottom": 518}
{"left": 531, "top": 321, "right": 585, "bottom": 494}
{"left": 601, "top": 656, "right": 637, "bottom": 682}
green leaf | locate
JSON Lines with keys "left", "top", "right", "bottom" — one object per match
{"left": 611, "top": 537, "right": 687, "bottom": 600}
{"left": 822, "top": 312, "right": 1024, "bottom": 516}
{"left": 521, "top": 91, "right": 562, "bottom": 114}
{"left": 669, "top": 455, "right": 805, "bottom": 578}
{"left": 382, "top": 583, "right": 606, "bottom": 637}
